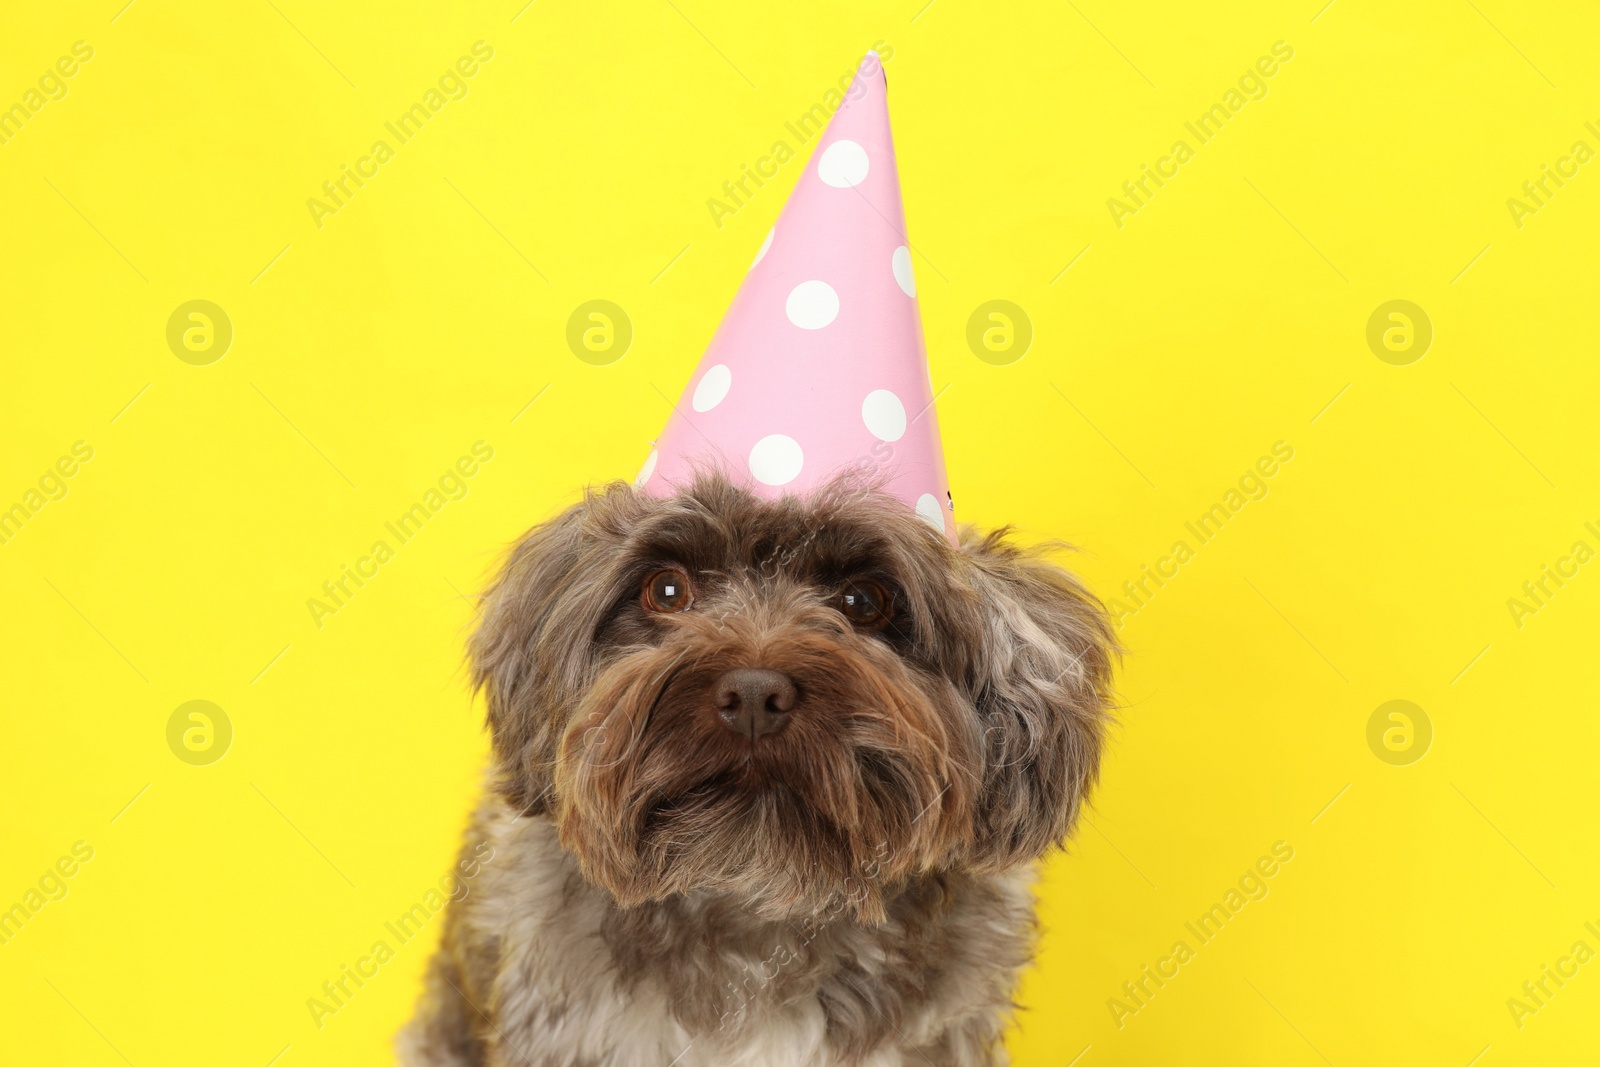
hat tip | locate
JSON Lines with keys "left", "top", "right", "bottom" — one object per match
{"left": 860, "top": 48, "right": 885, "bottom": 88}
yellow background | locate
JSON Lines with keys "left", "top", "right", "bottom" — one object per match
{"left": 3, "top": 1, "right": 1597, "bottom": 1064}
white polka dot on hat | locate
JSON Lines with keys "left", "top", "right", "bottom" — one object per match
{"left": 636, "top": 51, "right": 955, "bottom": 544}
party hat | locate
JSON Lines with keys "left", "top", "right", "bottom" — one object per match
{"left": 635, "top": 51, "right": 955, "bottom": 542}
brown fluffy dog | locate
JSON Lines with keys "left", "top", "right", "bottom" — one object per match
{"left": 399, "top": 472, "right": 1116, "bottom": 1066}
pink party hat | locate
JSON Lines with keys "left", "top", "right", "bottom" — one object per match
{"left": 636, "top": 51, "right": 956, "bottom": 543}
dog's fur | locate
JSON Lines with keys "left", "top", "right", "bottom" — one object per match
{"left": 399, "top": 472, "right": 1116, "bottom": 1066}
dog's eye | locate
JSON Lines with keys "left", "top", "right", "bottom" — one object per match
{"left": 643, "top": 569, "right": 693, "bottom": 613}
{"left": 837, "top": 579, "right": 893, "bottom": 630}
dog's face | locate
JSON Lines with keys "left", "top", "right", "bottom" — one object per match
{"left": 472, "top": 473, "right": 1114, "bottom": 922}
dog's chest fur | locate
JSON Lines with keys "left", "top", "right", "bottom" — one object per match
{"left": 400, "top": 801, "right": 1038, "bottom": 1066}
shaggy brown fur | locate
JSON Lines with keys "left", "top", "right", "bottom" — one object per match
{"left": 399, "top": 472, "right": 1116, "bottom": 1066}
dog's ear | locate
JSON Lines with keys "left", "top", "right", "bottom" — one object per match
{"left": 470, "top": 489, "right": 624, "bottom": 813}
{"left": 957, "top": 528, "right": 1118, "bottom": 869}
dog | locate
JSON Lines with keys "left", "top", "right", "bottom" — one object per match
{"left": 398, "top": 470, "right": 1116, "bottom": 1066}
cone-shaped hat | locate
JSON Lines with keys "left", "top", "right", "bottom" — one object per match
{"left": 636, "top": 52, "right": 955, "bottom": 542}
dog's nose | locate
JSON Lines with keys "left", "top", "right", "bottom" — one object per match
{"left": 712, "top": 668, "right": 797, "bottom": 739}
